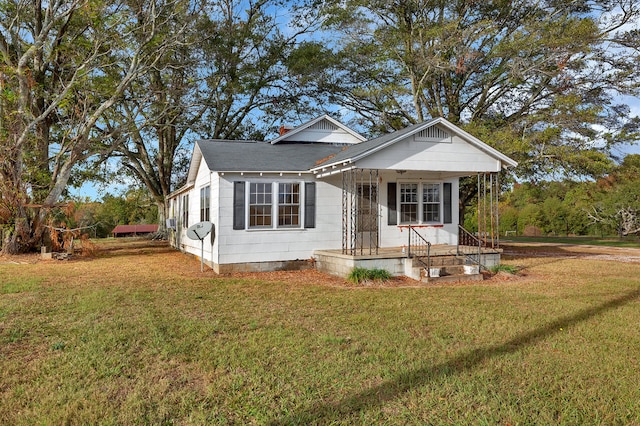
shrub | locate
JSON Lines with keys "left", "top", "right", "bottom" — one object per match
{"left": 489, "top": 264, "right": 519, "bottom": 275}
{"left": 347, "top": 267, "right": 391, "bottom": 284}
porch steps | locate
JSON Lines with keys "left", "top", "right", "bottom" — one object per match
{"left": 408, "top": 255, "right": 483, "bottom": 284}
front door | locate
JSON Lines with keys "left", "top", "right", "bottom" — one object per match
{"left": 356, "top": 184, "right": 378, "bottom": 250}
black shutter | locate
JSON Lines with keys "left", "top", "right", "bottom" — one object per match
{"left": 304, "top": 182, "right": 316, "bottom": 228}
{"left": 443, "top": 182, "right": 452, "bottom": 224}
{"left": 233, "top": 182, "right": 245, "bottom": 230}
{"left": 387, "top": 182, "right": 397, "bottom": 225}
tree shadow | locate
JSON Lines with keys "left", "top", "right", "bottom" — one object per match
{"left": 269, "top": 288, "right": 640, "bottom": 424}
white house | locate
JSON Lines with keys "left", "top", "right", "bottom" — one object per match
{"left": 167, "top": 115, "right": 517, "bottom": 279}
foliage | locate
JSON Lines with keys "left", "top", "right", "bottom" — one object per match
{"left": 318, "top": 0, "right": 640, "bottom": 179}
{"left": 347, "top": 267, "right": 391, "bottom": 284}
{"left": 0, "top": 0, "right": 193, "bottom": 253}
{"left": 105, "top": 0, "right": 323, "bottom": 231}
{"left": 489, "top": 264, "right": 519, "bottom": 275}
{"left": 587, "top": 154, "right": 640, "bottom": 236}
{"left": 487, "top": 154, "right": 640, "bottom": 238}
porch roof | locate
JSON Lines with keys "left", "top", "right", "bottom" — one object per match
{"left": 310, "top": 117, "right": 518, "bottom": 173}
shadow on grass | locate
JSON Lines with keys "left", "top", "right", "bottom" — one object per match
{"left": 269, "top": 287, "right": 640, "bottom": 424}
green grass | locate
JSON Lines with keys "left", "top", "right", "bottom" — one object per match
{"left": 489, "top": 264, "right": 519, "bottom": 274}
{"left": 1, "top": 240, "right": 639, "bottom": 424}
{"left": 347, "top": 267, "right": 392, "bottom": 284}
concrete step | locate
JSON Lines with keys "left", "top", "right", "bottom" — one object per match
{"left": 422, "top": 273, "right": 484, "bottom": 284}
{"left": 419, "top": 255, "right": 465, "bottom": 267}
{"left": 410, "top": 264, "right": 483, "bottom": 284}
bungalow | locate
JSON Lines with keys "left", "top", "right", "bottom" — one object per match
{"left": 167, "top": 115, "right": 517, "bottom": 281}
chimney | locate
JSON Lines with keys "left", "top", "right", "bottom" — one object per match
{"left": 279, "top": 125, "right": 292, "bottom": 136}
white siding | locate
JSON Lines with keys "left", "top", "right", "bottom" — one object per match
{"left": 378, "top": 172, "right": 459, "bottom": 247}
{"left": 357, "top": 134, "right": 501, "bottom": 173}
{"left": 215, "top": 173, "right": 343, "bottom": 265}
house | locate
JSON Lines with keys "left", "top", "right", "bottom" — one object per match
{"left": 167, "top": 115, "right": 517, "bottom": 280}
{"left": 112, "top": 224, "right": 159, "bottom": 238}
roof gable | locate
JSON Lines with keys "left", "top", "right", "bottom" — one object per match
{"left": 270, "top": 114, "right": 366, "bottom": 145}
{"left": 311, "top": 117, "right": 517, "bottom": 172}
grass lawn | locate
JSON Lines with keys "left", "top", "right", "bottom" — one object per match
{"left": 1, "top": 239, "right": 639, "bottom": 424}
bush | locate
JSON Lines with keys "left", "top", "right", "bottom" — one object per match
{"left": 347, "top": 267, "right": 391, "bottom": 284}
{"left": 489, "top": 264, "right": 519, "bottom": 275}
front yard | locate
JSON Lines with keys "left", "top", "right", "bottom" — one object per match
{"left": 1, "top": 239, "right": 639, "bottom": 424}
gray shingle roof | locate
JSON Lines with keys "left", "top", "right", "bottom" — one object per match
{"left": 196, "top": 140, "right": 346, "bottom": 172}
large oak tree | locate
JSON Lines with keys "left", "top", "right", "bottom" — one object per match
{"left": 317, "top": 0, "right": 640, "bottom": 178}
{"left": 0, "top": 0, "right": 193, "bottom": 253}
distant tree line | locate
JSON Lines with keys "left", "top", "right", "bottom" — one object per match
{"left": 464, "top": 154, "right": 640, "bottom": 238}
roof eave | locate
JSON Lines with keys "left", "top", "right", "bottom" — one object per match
{"left": 270, "top": 114, "right": 366, "bottom": 145}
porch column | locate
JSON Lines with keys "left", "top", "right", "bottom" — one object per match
{"left": 341, "top": 168, "right": 379, "bottom": 255}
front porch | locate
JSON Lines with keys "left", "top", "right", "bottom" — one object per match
{"left": 315, "top": 244, "right": 502, "bottom": 283}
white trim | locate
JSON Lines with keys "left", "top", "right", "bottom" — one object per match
{"left": 270, "top": 114, "right": 366, "bottom": 145}
{"left": 397, "top": 181, "right": 444, "bottom": 226}
{"left": 244, "top": 180, "right": 305, "bottom": 231}
{"left": 311, "top": 117, "right": 518, "bottom": 171}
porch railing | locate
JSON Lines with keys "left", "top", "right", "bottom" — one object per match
{"left": 407, "top": 225, "right": 432, "bottom": 278}
{"left": 457, "top": 225, "right": 485, "bottom": 270}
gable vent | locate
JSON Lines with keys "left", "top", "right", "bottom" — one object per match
{"left": 416, "top": 126, "right": 451, "bottom": 142}
{"left": 310, "top": 120, "right": 338, "bottom": 131}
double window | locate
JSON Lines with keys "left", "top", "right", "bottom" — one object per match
{"left": 234, "top": 181, "right": 314, "bottom": 230}
{"left": 398, "top": 182, "right": 442, "bottom": 224}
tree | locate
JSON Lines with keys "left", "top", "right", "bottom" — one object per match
{"left": 318, "top": 0, "right": 640, "bottom": 178}
{"left": 0, "top": 0, "right": 193, "bottom": 253}
{"left": 588, "top": 154, "right": 640, "bottom": 236}
{"left": 110, "top": 0, "right": 321, "bottom": 233}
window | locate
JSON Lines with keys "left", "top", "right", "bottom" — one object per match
{"left": 393, "top": 182, "right": 444, "bottom": 225}
{"left": 278, "top": 183, "right": 300, "bottom": 227}
{"left": 400, "top": 183, "right": 418, "bottom": 223}
{"left": 200, "top": 185, "right": 210, "bottom": 222}
{"left": 237, "top": 181, "right": 311, "bottom": 230}
{"left": 249, "top": 183, "right": 272, "bottom": 228}
{"left": 423, "top": 183, "right": 440, "bottom": 222}
{"left": 182, "top": 194, "right": 189, "bottom": 228}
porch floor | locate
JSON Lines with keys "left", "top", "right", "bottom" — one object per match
{"left": 315, "top": 244, "right": 501, "bottom": 260}
{"left": 314, "top": 245, "right": 503, "bottom": 280}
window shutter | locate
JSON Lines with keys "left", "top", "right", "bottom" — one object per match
{"left": 304, "top": 182, "right": 316, "bottom": 228}
{"left": 443, "top": 182, "right": 452, "bottom": 224}
{"left": 387, "top": 182, "right": 397, "bottom": 225}
{"left": 233, "top": 182, "right": 245, "bottom": 230}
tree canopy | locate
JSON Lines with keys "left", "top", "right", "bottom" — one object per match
{"left": 317, "top": 0, "right": 640, "bottom": 177}
{"left": 1, "top": 0, "right": 639, "bottom": 253}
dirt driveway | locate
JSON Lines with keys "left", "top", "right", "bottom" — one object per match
{"left": 502, "top": 242, "right": 640, "bottom": 264}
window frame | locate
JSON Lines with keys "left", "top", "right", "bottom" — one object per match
{"left": 245, "top": 180, "right": 305, "bottom": 230}
{"left": 278, "top": 182, "right": 301, "bottom": 228}
{"left": 200, "top": 185, "right": 210, "bottom": 222}
{"left": 182, "top": 194, "right": 189, "bottom": 228}
{"left": 248, "top": 182, "right": 274, "bottom": 229}
{"left": 399, "top": 183, "right": 419, "bottom": 224}
{"left": 396, "top": 181, "right": 443, "bottom": 225}
{"left": 422, "top": 183, "right": 441, "bottom": 223}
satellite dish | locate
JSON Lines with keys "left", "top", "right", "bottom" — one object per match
{"left": 186, "top": 221, "right": 213, "bottom": 272}
{"left": 187, "top": 221, "right": 213, "bottom": 241}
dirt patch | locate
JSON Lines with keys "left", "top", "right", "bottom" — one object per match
{"left": 502, "top": 242, "right": 640, "bottom": 264}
